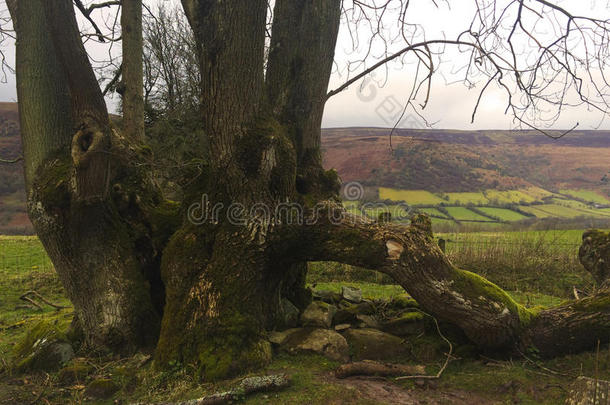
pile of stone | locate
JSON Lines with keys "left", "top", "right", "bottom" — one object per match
{"left": 270, "top": 286, "right": 427, "bottom": 363}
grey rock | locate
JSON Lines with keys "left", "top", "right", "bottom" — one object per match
{"left": 342, "top": 328, "right": 408, "bottom": 361}
{"left": 85, "top": 378, "right": 120, "bottom": 399}
{"left": 269, "top": 328, "right": 301, "bottom": 346}
{"left": 356, "top": 314, "right": 380, "bottom": 329}
{"left": 333, "top": 301, "right": 377, "bottom": 325}
{"left": 20, "top": 340, "right": 75, "bottom": 372}
{"left": 381, "top": 311, "right": 426, "bottom": 336}
{"left": 341, "top": 286, "right": 363, "bottom": 303}
{"left": 301, "top": 301, "right": 337, "bottom": 329}
{"left": 312, "top": 290, "right": 342, "bottom": 304}
{"left": 280, "top": 298, "right": 300, "bottom": 328}
{"left": 281, "top": 328, "right": 349, "bottom": 362}
{"left": 334, "top": 323, "right": 351, "bottom": 332}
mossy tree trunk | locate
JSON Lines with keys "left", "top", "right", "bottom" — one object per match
{"left": 9, "top": 0, "right": 610, "bottom": 381}
{"left": 9, "top": 0, "right": 172, "bottom": 352}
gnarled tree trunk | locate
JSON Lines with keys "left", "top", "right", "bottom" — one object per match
{"left": 9, "top": 0, "right": 174, "bottom": 352}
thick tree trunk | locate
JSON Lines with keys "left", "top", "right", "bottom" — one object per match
{"left": 11, "top": 0, "right": 174, "bottom": 352}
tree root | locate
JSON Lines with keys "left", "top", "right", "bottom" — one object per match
{"left": 131, "top": 374, "right": 290, "bottom": 405}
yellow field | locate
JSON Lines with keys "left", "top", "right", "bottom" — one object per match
{"left": 485, "top": 190, "right": 538, "bottom": 204}
{"left": 444, "top": 192, "right": 490, "bottom": 205}
{"left": 378, "top": 188, "right": 445, "bottom": 205}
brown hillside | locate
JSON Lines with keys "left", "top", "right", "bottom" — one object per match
{"left": 321, "top": 127, "right": 610, "bottom": 194}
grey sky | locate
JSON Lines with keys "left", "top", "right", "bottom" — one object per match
{"left": 1, "top": 1, "right": 609, "bottom": 130}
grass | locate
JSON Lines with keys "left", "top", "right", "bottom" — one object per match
{"left": 518, "top": 205, "right": 554, "bottom": 218}
{"left": 378, "top": 188, "right": 445, "bottom": 205}
{"left": 445, "top": 207, "right": 494, "bottom": 222}
{"left": 1, "top": 233, "right": 609, "bottom": 404}
{"left": 360, "top": 204, "right": 411, "bottom": 222}
{"left": 417, "top": 207, "right": 449, "bottom": 218}
{"left": 560, "top": 189, "right": 610, "bottom": 205}
{"left": 521, "top": 186, "right": 557, "bottom": 200}
{"left": 437, "top": 229, "right": 595, "bottom": 297}
{"left": 484, "top": 189, "right": 538, "bottom": 204}
{"left": 477, "top": 207, "right": 528, "bottom": 221}
{"left": 310, "top": 281, "right": 406, "bottom": 300}
{"left": 443, "top": 192, "right": 489, "bottom": 205}
{"left": 374, "top": 187, "right": 610, "bottom": 230}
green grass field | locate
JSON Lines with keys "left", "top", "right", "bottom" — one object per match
{"left": 484, "top": 189, "right": 538, "bottom": 204}
{"left": 445, "top": 207, "right": 494, "bottom": 222}
{"left": 560, "top": 189, "right": 610, "bottom": 205}
{"left": 375, "top": 186, "right": 610, "bottom": 231}
{"left": 417, "top": 207, "right": 449, "bottom": 218}
{"left": 378, "top": 188, "right": 445, "bottom": 205}
{"left": 1, "top": 232, "right": 609, "bottom": 404}
{"left": 476, "top": 207, "right": 528, "bottom": 221}
{"left": 443, "top": 192, "right": 489, "bottom": 205}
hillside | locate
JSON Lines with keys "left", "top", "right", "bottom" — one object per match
{"left": 0, "top": 103, "right": 29, "bottom": 234}
{"left": 321, "top": 127, "right": 610, "bottom": 193}
{"left": 1, "top": 102, "right": 610, "bottom": 233}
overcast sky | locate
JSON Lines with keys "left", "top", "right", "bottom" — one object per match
{"left": 1, "top": 0, "right": 609, "bottom": 130}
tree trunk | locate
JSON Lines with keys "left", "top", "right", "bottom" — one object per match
{"left": 10, "top": 0, "right": 174, "bottom": 352}
{"left": 121, "top": 0, "right": 145, "bottom": 140}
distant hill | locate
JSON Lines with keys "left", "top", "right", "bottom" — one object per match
{"left": 321, "top": 127, "right": 610, "bottom": 194}
{"left": 0, "top": 103, "right": 29, "bottom": 234}
{"left": 1, "top": 102, "right": 609, "bottom": 233}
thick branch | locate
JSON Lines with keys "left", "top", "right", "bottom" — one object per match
{"left": 181, "top": 0, "right": 267, "bottom": 161}
{"left": 281, "top": 204, "right": 610, "bottom": 357}
{"left": 10, "top": 0, "right": 74, "bottom": 185}
{"left": 46, "top": 0, "right": 109, "bottom": 127}
{"left": 266, "top": 0, "right": 341, "bottom": 165}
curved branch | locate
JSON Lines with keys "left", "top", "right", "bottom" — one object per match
{"left": 280, "top": 203, "right": 610, "bottom": 357}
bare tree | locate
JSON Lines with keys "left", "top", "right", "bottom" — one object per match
{"left": 6, "top": 0, "right": 610, "bottom": 381}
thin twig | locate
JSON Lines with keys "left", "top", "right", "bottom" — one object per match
{"left": 517, "top": 348, "right": 574, "bottom": 377}
{"left": 20, "top": 291, "right": 69, "bottom": 310}
{"left": 396, "top": 310, "right": 453, "bottom": 380}
{"left": 20, "top": 296, "right": 43, "bottom": 310}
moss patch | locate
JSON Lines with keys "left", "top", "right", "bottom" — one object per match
{"left": 454, "top": 269, "right": 533, "bottom": 327}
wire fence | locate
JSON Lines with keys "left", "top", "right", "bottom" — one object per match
{"left": 0, "top": 237, "right": 54, "bottom": 273}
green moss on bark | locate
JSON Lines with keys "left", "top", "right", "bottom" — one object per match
{"left": 454, "top": 269, "right": 533, "bottom": 327}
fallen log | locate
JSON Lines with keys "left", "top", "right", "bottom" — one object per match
{"left": 335, "top": 361, "right": 425, "bottom": 379}
{"left": 131, "top": 374, "right": 290, "bottom": 405}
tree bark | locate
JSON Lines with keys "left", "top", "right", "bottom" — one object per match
{"left": 11, "top": 0, "right": 175, "bottom": 352}
{"left": 266, "top": 0, "right": 342, "bottom": 197}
